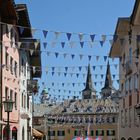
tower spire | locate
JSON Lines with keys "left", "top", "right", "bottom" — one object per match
{"left": 104, "top": 61, "right": 112, "bottom": 88}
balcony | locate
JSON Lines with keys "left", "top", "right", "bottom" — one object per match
{"left": 125, "top": 60, "right": 132, "bottom": 75}
{"left": 27, "top": 79, "right": 39, "bottom": 94}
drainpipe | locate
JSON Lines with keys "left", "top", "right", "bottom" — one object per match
{"left": 0, "top": 15, "right": 3, "bottom": 139}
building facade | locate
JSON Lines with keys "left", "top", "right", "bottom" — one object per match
{"left": 110, "top": 1, "right": 140, "bottom": 139}
{"left": 0, "top": 1, "right": 42, "bottom": 140}
{"left": 33, "top": 64, "right": 119, "bottom": 140}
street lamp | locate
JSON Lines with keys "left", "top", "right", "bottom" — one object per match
{"left": 3, "top": 97, "right": 14, "bottom": 140}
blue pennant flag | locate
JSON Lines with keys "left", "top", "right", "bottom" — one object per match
{"left": 71, "top": 54, "right": 75, "bottom": 59}
{"left": 43, "top": 30, "right": 48, "bottom": 38}
{"left": 101, "top": 74, "right": 104, "bottom": 79}
{"left": 103, "top": 56, "right": 108, "bottom": 62}
{"left": 90, "top": 34, "right": 95, "bottom": 42}
{"left": 66, "top": 33, "right": 72, "bottom": 41}
{"left": 76, "top": 74, "right": 79, "bottom": 78}
{"left": 88, "top": 55, "right": 92, "bottom": 61}
{"left": 43, "top": 42, "right": 47, "bottom": 49}
{"left": 92, "top": 66, "right": 96, "bottom": 71}
{"left": 52, "top": 83, "right": 54, "bottom": 86}
{"left": 72, "top": 83, "right": 75, "bottom": 87}
{"left": 52, "top": 67, "right": 55, "bottom": 71}
{"left": 62, "top": 83, "right": 64, "bottom": 87}
{"left": 19, "top": 27, "right": 24, "bottom": 34}
{"left": 52, "top": 72, "right": 55, "bottom": 76}
{"left": 80, "top": 42, "right": 84, "bottom": 48}
{"left": 100, "top": 41, "right": 104, "bottom": 47}
{"left": 55, "top": 52, "right": 59, "bottom": 58}
{"left": 58, "top": 89, "right": 61, "bottom": 92}
{"left": 79, "top": 66, "right": 82, "bottom": 71}
{"left": 83, "top": 83, "right": 86, "bottom": 86}
{"left": 61, "top": 42, "right": 65, "bottom": 48}
{"left": 65, "top": 67, "right": 68, "bottom": 72}
{"left": 113, "top": 34, "right": 118, "bottom": 42}
{"left": 64, "top": 73, "right": 67, "bottom": 77}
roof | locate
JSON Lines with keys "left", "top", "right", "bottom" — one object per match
{"left": 109, "top": 17, "right": 130, "bottom": 58}
{"left": 15, "top": 4, "right": 32, "bottom": 37}
{"left": 130, "top": 0, "right": 140, "bottom": 25}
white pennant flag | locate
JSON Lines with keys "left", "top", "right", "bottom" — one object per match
{"left": 101, "top": 35, "right": 106, "bottom": 42}
{"left": 33, "top": 66, "right": 36, "bottom": 74}
{"left": 79, "top": 54, "right": 83, "bottom": 60}
{"left": 109, "top": 40, "right": 113, "bottom": 46}
{"left": 69, "top": 41, "right": 75, "bottom": 48}
{"left": 63, "top": 53, "right": 67, "bottom": 58}
{"left": 79, "top": 33, "right": 84, "bottom": 41}
{"left": 8, "top": 24, "right": 13, "bottom": 32}
{"left": 54, "top": 31, "right": 60, "bottom": 40}
{"left": 31, "top": 28, "right": 37, "bottom": 35}
{"left": 51, "top": 42, "right": 56, "bottom": 47}
{"left": 89, "top": 42, "right": 94, "bottom": 48}
{"left": 30, "top": 50, "right": 34, "bottom": 56}
{"left": 47, "top": 52, "right": 50, "bottom": 56}
{"left": 17, "top": 42, "right": 22, "bottom": 48}
{"left": 34, "top": 41, "right": 39, "bottom": 50}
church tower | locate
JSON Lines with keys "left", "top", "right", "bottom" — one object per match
{"left": 82, "top": 64, "right": 96, "bottom": 99}
{"left": 101, "top": 61, "right": 115, "bottom": 99}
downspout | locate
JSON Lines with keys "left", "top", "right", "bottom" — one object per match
{"left": 0, "top": 14, "right": 3, "bottom": 138}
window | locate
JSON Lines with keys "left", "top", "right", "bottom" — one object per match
{"left": 27, "top": 95, "right": 29, "bottom": 109}
{"left": 22, "top": 93, "right": 24, "bottom": 108}
{"left": 107, "top": 130, "right": 115, "bottom": 136}
{"left": 134, "top": 74, "right": 138, "bottom": 90}
{"left": 5, "top": 87, "right": 8, "bottom": 100}
{"left": 57, "top": 130, "right": 65, "bottom": 136}
{"left": 129, "top": 77, "right": 132, "bottom": 92}
{"left": 96, "top": 130, "right": 104, "bottom": 136}
{"left": 48, "top": 131, "right": 55, "bottom": 136}
{"left": 5, "top": 51, "right": 9, "bottom": 70}
{"left": 15, "top": 93, "right": 17, "bottom": 109}
{"left": 24, "top": 95, "right": 26, "bottom": 108}
{"left": 74, "top": 130, "right": 78, "bottom": 136}
{"left": 14, "top": 61, "right": 17, "bottom": 77}
{"left": 129, "top": 95, "right": 132, "bottom": 106}
{"left": 129, "top": 48, "right": 132, "bottom": 64}
{"left": 91, "top": 130, "right": 94, "bottom": 136}
{"left": 10, "top": 90, "right": 13, "bottom": 100}
{"left": 10, "top": 57, "right": 13, "bottom": 74}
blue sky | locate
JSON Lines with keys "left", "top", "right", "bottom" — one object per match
{"left": 15, "top": 0, "right": 135, "bottom": 102}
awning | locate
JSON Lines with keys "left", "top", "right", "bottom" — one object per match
{"left": 32, "top": 128, "right": 44, "bottom": 138}
{"left": 0, "top": 120, "right": 7, "bottom": 125}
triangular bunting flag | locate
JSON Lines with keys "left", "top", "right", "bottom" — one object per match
{"left": 52, "top": 72, "right": 55, "bottom": 76}
{"left": 61, "top": 42, "right": 65, "bottom": 48}
{"left": 79, "top": 54, "right": 83, "bottom": 60}
{"left": 19, "top": 26, "right": 24, "bottom": 34}
{"left": 64, "top": 73, "right": 67, "bottom": 77}
{"left": 113, "top": 35, "right": 118, "bottom": 42}
{"left": 43, "top": 30, "right": 48, "bottom": 38}
{"left": 76, "top": 74, "right": 79, "bottom": 78}
{"left": 101, "top": 35, "right": 106, "bottom": 42}
{"left": 54, "top": 31, "right": 60, "bottom": 39}
{"left": 89, "top": 42, "right": 94, "bottom": 48}
{"left": 101, "top": 74, "right": 104, "bottom": 79}
{"left": 8, "top": 24, "right": 13, "bottom": 32}
{"left": 71, "top": 54, "right": 75, "bottom": 59}
{"left": 103, "top": 56, "right": 108, "bottom": 62}
{"left": 94, "top": 82, "right": 97, "bottom": 86}
{"left": 30, "top": 50, "right": 34, "bottom": 56}
{"left": 96, "top": 56, "right": 99, "bottom": 61}
{"left": 100, "top": 41, "right": 104, "bottom": 47}
{"left": 79, "top": 33, "right": 84, "bottom": 41}
{"left": 31, "top": 28, "right": 37, "bottom": 35}
{"left": 33, "top": 66, "right": 36, "bottom": 74}
{"left": 114, "top": 64, "right": 118, "bottom": 69}
{"left": 65, "top": 67, "right": 68, "bottom": 72}
{"left": 43, "top": 42, "right": 47, "bottom": 49}
{"left": 46, "top": 52, "right": 50, "bottom": 56}
{"left": 90, "top": 34, "right": 95, "bottom": 42}
{"left": 72, "top": 83, "right": 75, "bottom": 87}
{"left": 66, "top": 33, "right": 72, "bottom": 41}
{"left": 92, "top": 66, "right": 96, "bottom": 71}
{"left": 113, "top": 75, "right": 115, "bottom": 79}
{"left": 52, "top": 67, "right": 55, "bottom": 71}
{"left": 80, "top": 42, "right": 84, "bottom": 48}
{"left": 55, "top": 52, "right": 59, "bottom": 58}
{"left": 79, "top": 66, "right": 82, "bottom": 71}
{"left": 109, "top": 40, "right": 113, "bottom": 46}
{"left": 34, "top": 41, "right": 39, "bottom": 50}
{"left": 88, "top": 55, "right": 92, "bottom": 61}
{"left": 63, "top": 53, "right": 67, "bottom": 58}
{"left": 69, "top": 41, "right": 75, "bottom": 48}
{"left": 100, "top": 66, "right": 103, "bottom": 70}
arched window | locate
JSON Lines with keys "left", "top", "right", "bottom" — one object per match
{"left": 3, "top": 125, "right": 9, "bottom": 140}
{"left": 128, "top": 137, "right": 133, "bottom": 140}
{"left": 22, "top": 127, "right": 25, "bottom": 140}
{"left": 121, "top": 137, "right": 126, "bottom": 140}
{"left": 12, "top": 127, "right": 17, "bottom": 140}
